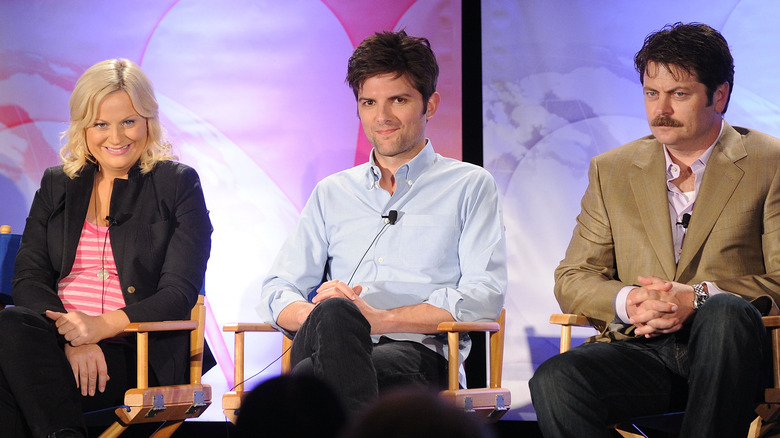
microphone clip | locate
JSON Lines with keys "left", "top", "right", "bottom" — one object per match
{"left": 677, "top": 213, "right": 691, "bottom": 229}
{"left": 382, "top": 210, "right": 398, "bottom": 225}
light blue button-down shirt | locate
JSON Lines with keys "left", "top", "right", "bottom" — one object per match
{"left": 259, "top": 141, "right": 507, "bottom": 376}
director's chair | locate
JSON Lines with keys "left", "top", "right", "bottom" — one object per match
{"left": 222, "top": 309, "right": 510, "bottom": 423}
{"left": 551, "top": 313, "right": 780, "bottom": 438}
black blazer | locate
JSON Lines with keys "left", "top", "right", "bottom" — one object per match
{"left": 13, "top": 160, "right": 213, "bottom": 385}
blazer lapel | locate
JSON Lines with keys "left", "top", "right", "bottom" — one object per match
{"left": 62, "top": 166, "right": 94, "bottom": 277}
{"left": 629, "top": 140, "right": 677, "bottom": 280}
{"left": 676, "top": 124, "right": 746, "bottom": 277}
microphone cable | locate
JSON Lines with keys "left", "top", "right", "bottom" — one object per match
{"left": 229, "top": 343, "right": 293, "bottom": 392}
{"left": 346, "top": 211, "right": 398, "bottom": 287}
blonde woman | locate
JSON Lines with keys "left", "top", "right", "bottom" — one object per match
{"left": 0, "top": 59, "right": 212, "bottom": 437}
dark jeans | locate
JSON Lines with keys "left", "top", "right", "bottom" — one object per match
{"left": 529, "top": 293, "right": 767, "bottom": 438}
{"left": 289, "top": 298, "right": 448, "bottom": 414}
{"left": 0, "top": 306, "right": 139, "bottom": 438}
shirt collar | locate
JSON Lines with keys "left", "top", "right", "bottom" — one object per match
{"left": 663, "top": 119, "right": 723, "bottom": 178}
{"left": 366, "top": 139, "right": 436, "bottom": 189}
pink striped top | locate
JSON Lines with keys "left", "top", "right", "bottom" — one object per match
{"left": 57, "top": 220, "right": 125, "bottom": 315}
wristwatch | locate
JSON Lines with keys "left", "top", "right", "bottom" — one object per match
{"left": 692, "top": 282, "right": 709, "bottom": 310}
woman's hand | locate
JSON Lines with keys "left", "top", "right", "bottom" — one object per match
{"left": 64, "top": 343, "right": 109, "bottom": 396}
{"left": 46, "top": 309, "right": 131, "bottom": 346}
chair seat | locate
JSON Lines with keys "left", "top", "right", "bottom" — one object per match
{"left": 440, "top": 387, "right": 511, "bottom": 420}
{"left": 756, "top": 393, "right": 780, "bottom": 426}
{"left": 222, "top": 391, "right": 243, "bottom": 423}
{"left": 114, "top": 383, "right": 211, "bottom": 424}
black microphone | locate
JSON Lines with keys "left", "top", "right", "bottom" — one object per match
{"left": 382, "top": 210, "right": 398, "bottom": 225}
{"left": 677, "top": 213, "right": 691, "bottom": 229}
{"left": 105, "top": 213, "right": 132, "bottom": 227}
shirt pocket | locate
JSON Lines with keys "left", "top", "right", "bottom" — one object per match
{"left": 398, "top": 214, "right": 459, "bottom": 268}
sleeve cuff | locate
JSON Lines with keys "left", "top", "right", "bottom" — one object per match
{"left": 614, "top": 286, "right": 636, "bottom": 324}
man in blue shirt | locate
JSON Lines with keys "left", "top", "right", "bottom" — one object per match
{"left": 258, "top": 30, "right": 507, "bottom": 413}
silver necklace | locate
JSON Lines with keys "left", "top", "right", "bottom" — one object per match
{"left": 94, "top": 178, "right": 110, "bottom": 281}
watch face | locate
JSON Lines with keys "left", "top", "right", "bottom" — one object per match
{"left": 693, "top": 284, "right": 708, "bottom": 310}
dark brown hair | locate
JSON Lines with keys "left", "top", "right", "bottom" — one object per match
{"left": 346, "top": 30, "right": 439, "bottom": 112}
{"left": 634, "top": 22, "right": 734, "bottom": 114}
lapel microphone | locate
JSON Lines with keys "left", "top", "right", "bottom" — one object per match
{"left": 677, "top": 213, "right": 691, "bottom": 229}
{"left": 382, "top": 210, "right": 398, "bottom": 225}
{"left": 105, "top": 212, "right": 132, "bottom": 227}
{"left": 346, "top": 210, "right": 399, "bottom": 286}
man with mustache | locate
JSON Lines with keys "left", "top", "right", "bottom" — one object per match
{"left": 530, "top": 22, "right": 780, "bottom": 437}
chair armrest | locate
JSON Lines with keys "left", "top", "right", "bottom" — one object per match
{"left": 549, "top": 314, "right": 590, "bottom": 326}
{"left": 436, "top": 321, "right": 500, "bottom": 333}
{"left": 124, "top": 320, "right": 198, "bottom": 333}
{"left": 222, "top": 322, "right": 277, "bottom": 333}
{"left": 763, "top": 316, "right": 780, "bottom": 328}
{"left": 549, "top": 313, "right": 591, "bottom": 354}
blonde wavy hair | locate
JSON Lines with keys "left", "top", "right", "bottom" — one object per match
{"left": 60, "top": 58, "right": 176, "bottom": 178}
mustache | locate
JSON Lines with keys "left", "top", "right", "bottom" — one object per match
{"left": 651, "top": 117, "right": 683, "bottom": 127}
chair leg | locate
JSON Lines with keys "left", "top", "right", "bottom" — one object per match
{"left": 614, "top": 424, "right": 648, "bottom": 438}
{"left": 150, "top": 420, "right": 184, "bottom": 438}
{"left": 748, "top": 416, "right": 762, "bottom": 438}
{"left": 98, "top": 422, "right": 128, "bottom": 438}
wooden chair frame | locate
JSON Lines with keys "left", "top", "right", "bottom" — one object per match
{"left": 438, "top": 308, "right": 511, "bottom": 421}
{"left": 221, "top": 322, "right": 289, "bottom": 424}
{"left": 551, "top": 313, "right": 780, "bottom": 438}
{"left": 222, "top": 309, "right": 510, "bottom": 423}
{"left": 99, "top": 295, "right": 212, "bottom": 438}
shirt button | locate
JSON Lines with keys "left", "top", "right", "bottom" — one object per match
{"left": 378, "top": 257, "right": 384, "bottom": 263}
{"left": 127, "top": 286, "right": 136, "bottom": 294}
{"left": 407, "top": 180, "right": 413, "bottom": 186}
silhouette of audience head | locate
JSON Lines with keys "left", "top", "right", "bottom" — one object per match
{"left": 339, "top": 387, "right": 495, "bottom": 438}
{"left": 236, "top": 374, "right": 347, "bottom": 438}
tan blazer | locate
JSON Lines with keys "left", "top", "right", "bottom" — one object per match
{"left": 554, "top": 122, "right": 780, "bottom": 339}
